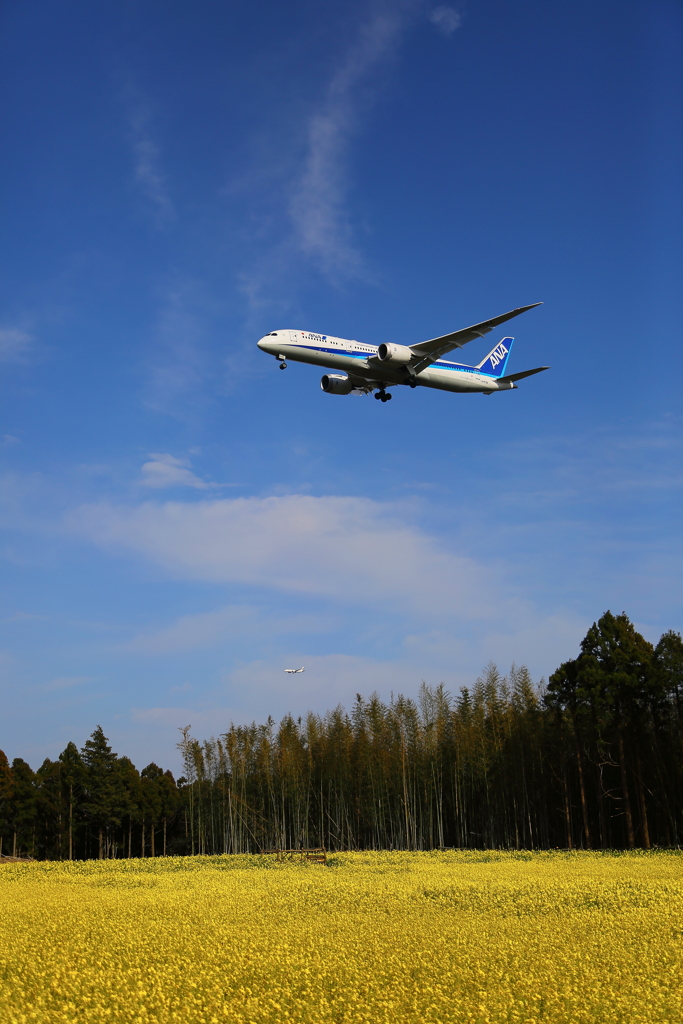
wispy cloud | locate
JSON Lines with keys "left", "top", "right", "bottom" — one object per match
{"left": 225, "top": 653, "right": 423, "bottom": 716}
{"left": 126, "top": 604, "right": 332, "bottom": 655}
{"left": 132, "top": 132, "right": 174, "bottom": 222}
{"left": 289, "top": 1, "right": 419, "bottom": 281}
{"left": 235, "top": 1, "right": 453, "bottom": 319}
{"left": 140, "top": 453, "right": 214, "bottom": 490}
{"left": 0, "top": 327, "right": 33, "bottom": 364}
{"left": 3, "top": 611, "right": 49, "bottom": 623}
{"left": 120, "top": 79, "right": 174, "bottom": 224}
{"left": 429, "top": 5, "right": 462, "bottom": 37}
{"left": 42, "top": 675, "right": 96, "bottom": 692}
{"left": 67, "top": 492, "right": 500, "bottom": 618}
{"left": 145, "top": 280, "right": 216, "bottom": 416}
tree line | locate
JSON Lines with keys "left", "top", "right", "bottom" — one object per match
{"left": 1, "top": 612, "right": 681, "bottom": 859}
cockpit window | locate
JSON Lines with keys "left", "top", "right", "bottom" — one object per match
{"left": 269, "top": 332, "right": 278, "bottom": 336}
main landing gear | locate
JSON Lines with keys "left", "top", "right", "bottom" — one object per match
{"left": 375, "top": 389, "right": 392, "bottom": 403}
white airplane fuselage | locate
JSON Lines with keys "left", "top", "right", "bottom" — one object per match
{"left": 257, "top": 330, "right": 516, "bottom": 394}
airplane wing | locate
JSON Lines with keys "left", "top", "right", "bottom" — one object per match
{"left": 409, "top": 303, "right": 542, "bottom": 374}
{"left": 346, "top": 373, "right": 376, "bottom": 394}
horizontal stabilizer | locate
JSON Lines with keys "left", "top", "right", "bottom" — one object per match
{"left": 498, "top": 366, "right": 550, "bottom": 384}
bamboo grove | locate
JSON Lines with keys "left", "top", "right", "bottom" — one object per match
{"left": 1, "top": 612, "right": 682, "bottom": 859}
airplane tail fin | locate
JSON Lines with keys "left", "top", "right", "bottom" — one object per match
{"left": 476, "top": 337, "right": 513, "bottom": 377}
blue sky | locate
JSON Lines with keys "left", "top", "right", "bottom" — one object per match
{"left": 1, "top": 0, "right": 681, "bottom": 772}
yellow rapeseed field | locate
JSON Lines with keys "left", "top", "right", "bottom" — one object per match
{"left": 1, "top": 850, "right": 682, "bottom": 1023}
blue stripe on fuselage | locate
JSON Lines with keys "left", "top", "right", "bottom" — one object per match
{"left": 292, "top": 344, "right": 499, "bottom": 377}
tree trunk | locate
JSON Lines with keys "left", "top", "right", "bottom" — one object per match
{"left": 563, "top": 766, "right": 573, "bottom": 849}
{"left": 163, "top": 817, "right": 167, "bottom": 857}
{"left": 573, "top": 728, "right": 592, "bottom": 848}
{"left": 618, "top": 729, "right": 635, "bottom": 849}
{"left": 13, "top": 831, "right": 17, "bottom": 857}
{"left": 151, "top": 822, "right": 155, "bottom": 857}
{"left": 98, "top": 829, "right": 103, "bottom": 860}
{"left": 69, "top": 787, "right": 73, "bottom": 861}
{"left": 596, "top": 764, "right": 608, "bottom": 848}
{"left": 128, "top": 820, "right": 132, "bottom": 858}
{"left": 634, "top": 746, "right": 651, "bottom": 850}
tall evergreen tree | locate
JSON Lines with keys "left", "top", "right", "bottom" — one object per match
{"left": 578, "top": 612, "right": 654, "bottom": 848}
{"left": 9, "top": 759, "right": 37, "bottom": 857}
{"left": 81, "top": 727, "right": 127, "bottom": 859}
{"left": 0, "top": 751, "right": 13, "bottom": 857}
{"left": 58, "top": 742, "right": 85, "bottom": 860}
{"left": 2, "top": 614, "right": 681, "bottom": 859}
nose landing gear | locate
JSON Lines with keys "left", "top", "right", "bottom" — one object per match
{"left": 279, "top": 361, "right": 287, "bottom": 369}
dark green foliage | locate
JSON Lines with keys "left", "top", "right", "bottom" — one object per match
{"left": 2, "top": 613, "right": 682, "bottom": 858}
{"left": 81, "top": 727, "right": 130, "bottom": 858}
{"left": 8, "top": 759, "right": 37, "bottom": 856}
{"left": 0, "top": 750, "right": 13, "bottom": 856}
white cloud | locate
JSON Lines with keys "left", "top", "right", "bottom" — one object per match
{"left": 3, "top": 611, "right": 49, "bottom": 623}
{"left": 131, "top": 706, "right": 202, "bottom": 727}
{"left": 404, "top": 611, "right": 589, "bottom": 679}
{"left": 133, "top": 135, "right": 173, "bottom": 220}
{"left": 0, "top": 328, "right": 33, "bottom": 364}
{"left": 290, "top": 2, "right": 418, "bottom": 280}
{"left": 126, "top": 604, "right": 332, "bottom": 655}
{"left": 67, "top": 492, "right": 499, "bottom": 618}
{"left": 42, "top": 675, "right": 96, "bottom": 692}
{"left": 140, "top": 453, "right": 213, "bottom": 490}
{"left": 429, "top": 5, "right": 462, "bottom": 37}
{"left": 126, "top": 97, "right": 174, "bottom": 223}
{"left": 145, "top": 280, "right": 216, "bottom": 416}
{"left": 225, "top": 653, "right": 422, "bottom": 718}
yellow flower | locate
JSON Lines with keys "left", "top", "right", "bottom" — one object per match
{"left": 0, "top": 851, "right": 682, "bottom": 1022}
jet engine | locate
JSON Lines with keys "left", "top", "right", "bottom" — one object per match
{"left": 320, "top": 374, "right": 354, "bottom": 395}
{"left": 377, "top": 343, "right": 413, "bottom": 365}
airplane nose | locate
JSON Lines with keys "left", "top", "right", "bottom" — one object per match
{"left": 257, "top": 337, "right": 267, "bottom": 350}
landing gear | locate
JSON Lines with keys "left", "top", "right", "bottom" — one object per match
{"left": 375, "top": 389, "right": 392, "bottom": 403}
{"left": 408, "top": 379, "right": 417, "bottom": 388}
{"left": 279, "top": 361, "right": 287, "bottom": 369}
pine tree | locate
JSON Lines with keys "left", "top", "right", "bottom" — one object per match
{"left": 81, "top": 727, "right": 127, "bottom": 859}
{"left": 9, "top": 759, "right": 37, "bottom": 857}
{"left": 0, "top": 751, "right": 14, "bottom": 857}
{"left": 58, "top": 742, "right": 85, "bottom": 860}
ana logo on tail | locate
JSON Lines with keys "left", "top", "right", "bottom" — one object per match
{"left": 476, "top": 337, "right": 514, "bottom": 376}
{"left": 488, "top": 342, "right": 508, "bottom": 369}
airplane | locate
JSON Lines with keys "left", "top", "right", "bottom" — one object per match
{"left": 284, "top": 667, "right": 305, "bottom": 674}
{"left": 257, "top": 303, "right": 548, "bottom": 402}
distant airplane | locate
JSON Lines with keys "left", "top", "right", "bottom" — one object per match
{"left": 284, "top": 667, "right": 305, "bottom": 674}
{"left": 257, "top": 303, "right": 548, "bottom": 402}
